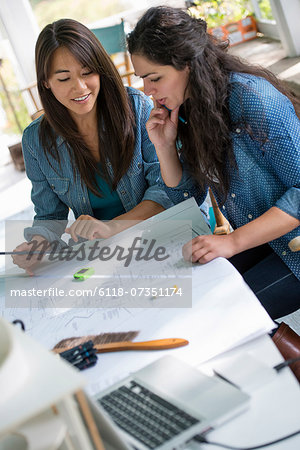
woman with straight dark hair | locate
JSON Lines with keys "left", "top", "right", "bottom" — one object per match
{"left": 13, "top": 18, "right": 174, "bottom": 274}
{"left": 128, "top": 6, "right": 300, "bottom": 320}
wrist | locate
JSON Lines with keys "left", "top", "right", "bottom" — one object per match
{"left": 155, "top": 143, "right": 177, "bottom": 153}
{"left": 155, "top": 145, "right": 177, "bottom": 162}
{"left": 31, "top": 235, "right": 49, "bottom": 245}
{"left": 160, "top": 157, "right": 182, "bottom": 187}
{"left": 228, "top": 230, "right": 246, "bottom": 255}
{"left": 106, "top": 220, "right": 121, "bottom": 237}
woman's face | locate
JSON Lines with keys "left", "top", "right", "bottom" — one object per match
{"left": 45, "top": 47, "right": 100, "bottom": 122}
{"left": 131, "top": 54, "right": 189, "bottom": 110}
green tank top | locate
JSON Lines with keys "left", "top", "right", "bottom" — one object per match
{"left": 87, "top": 169, "right": 125, "bottom": 220}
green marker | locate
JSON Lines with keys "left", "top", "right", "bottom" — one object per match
{"left": 73, "top": 267, "right": 95, "bottom": 281}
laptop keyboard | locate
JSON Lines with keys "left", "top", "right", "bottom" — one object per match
{"left": 98, "top": 380, "right": 200, "bottom": 449}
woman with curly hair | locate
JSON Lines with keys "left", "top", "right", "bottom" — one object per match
{"left": 128, "top": 6, "right": 300, "bottom": 319}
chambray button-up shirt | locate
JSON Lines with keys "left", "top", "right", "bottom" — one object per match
{"left": 22, "top": 87, "right": 173, "bottom": 245}
{"left": 164, "top": 72, "right": 300, "bottom": 280}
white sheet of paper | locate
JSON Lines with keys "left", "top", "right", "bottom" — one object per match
{"left": 1, "top": 198, "right": 274, "bottom": 395}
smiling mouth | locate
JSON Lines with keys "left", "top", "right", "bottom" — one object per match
{"left": 73, "top": 93, "right": 90, "bottom": 102}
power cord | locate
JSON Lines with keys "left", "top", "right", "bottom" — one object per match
{"left": 273, "top": 356, "right": 300, "bottom": 372}
{"left": 193, "top": 429, "right": 300, "bottom": 449}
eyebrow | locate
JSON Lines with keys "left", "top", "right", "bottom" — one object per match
{"left": 54, "top": 69, "right": 70, "bottom": 74}
{"left": 54, "top": 65, "right": 90, "bottom": 75}
{"left": 136, "top": 72, "right": 158, "bottom": 79}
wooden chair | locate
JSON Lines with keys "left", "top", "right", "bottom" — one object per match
{"left": 21, "top": 82, "right": 40, "bottom": 112}
{"left": 21, "top": 82, "right": 45, "bottom": 121}
{"left": 209, "top": 188, "right": 230, "bottom": 235}
{"left": 31, "top": 109, "right": 44, "bottom": 121}
{"left": 90, "top": 19, "right": 135, "bottom": 86}
{"left": 209, "top": 188, "right": 300, "bottom": 252}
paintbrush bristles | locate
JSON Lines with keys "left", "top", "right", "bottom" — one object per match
{"left": 93, "top": 331, "right": 139, "bottom": 345}
{"left": 54, "top": 331, "right": 139, "bottom": 349}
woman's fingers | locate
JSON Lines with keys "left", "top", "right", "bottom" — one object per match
{"left": 182, "top": 237, "right": 198, "bottom": 260}
{"left": 11, "top": 241, "right": 42, "bottom": 274}
{"left": 66, "top": 215, "right": 92, "bottom": 242}
{"left": 147, "top": 107, "right": 167, "bottom": 126}
{"left": 182, "top": 234, "right": 237, "bottom": 264}
{"left": 191, "top": 248, "right": 215, "bottom": 264}
{"left": 66, "top": 216, "right": 112, "bottom": 241}
{"left": 146, "top": 104, "right": 178, "bottom": 148}
{"left": 182, "top": 236, "right": 217, "bottom": 263}
{"left": 149, "top": 103, "right": 169, "bottom": 121}
{"left": 67, "top": 221, "right": 86, "bottom": 242}
{"left": 66, "top": 222, "right": 80, "bottom": 242}
{"left": 146, "top": 117, "right": 166, "bottom": 129}
{"left": 86, "top": 223, "right": 100, "bottom": 240}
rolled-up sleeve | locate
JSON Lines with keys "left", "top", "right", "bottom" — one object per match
{"left": 265, "top": 109, "right": 300, "bottom": 220}
{"left": 246, "top": 90, "right": 300, "bottom": 220}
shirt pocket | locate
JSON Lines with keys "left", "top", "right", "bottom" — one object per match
{"left": 128, "top": 154, "right": 143, "bottom": 176}
{"left": 48, "top": 177, "right": 70, "bottom": 202}
{"left": 232, "top": 132, "right": 257, "bottom": 176}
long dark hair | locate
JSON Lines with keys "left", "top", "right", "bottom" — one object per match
{"left": 127, "top": 6, "right": 300, "bottom": 200}
{"left": 36, "top": 18, "right": 135, "bottom": 195}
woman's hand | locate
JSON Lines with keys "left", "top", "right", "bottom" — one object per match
{"left": 183, "top": 206, "right": 300, "bottom": 265}
{"left": 146, "top": 102, "right": 178, "bottom": 154}
{"left": 12, "top": 236, "right": 50, "bottom": 275}
{"left": 147, "top": 102, "right": 183, "bottom": 187}
{"left": 182, "top": 234, "right": 238, "bottom": 264}
{"left": 65, "top": 215, "right": 114, "bottom": 242}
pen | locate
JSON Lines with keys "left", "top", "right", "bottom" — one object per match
{"left": 162, "top": 104, "right": 187, "bottom": 125}
{"left": 0, "top": 249, "right": 71, "bottom": 255}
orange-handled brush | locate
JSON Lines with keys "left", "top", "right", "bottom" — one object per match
{"left": 53, "top": 337, "right": 189, "bottom": 354}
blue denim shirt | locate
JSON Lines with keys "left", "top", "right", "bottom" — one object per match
{"left": 22, "top": 87, "right": 173, "bottom": 244}
{"left": 164, "top": 73, "right": 300, "bottom": 280}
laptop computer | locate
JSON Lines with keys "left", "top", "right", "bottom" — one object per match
{"left": 89, "top": 355, "right": 250, "bottom": 449}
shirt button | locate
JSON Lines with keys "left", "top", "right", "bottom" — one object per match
{"left": 137, "top": 162, "right": 142, "bottom": 169}
{"left": 236, "top": 128, "right": 241, "bottom": 134}
{"left": 51, "top": 184, "right": 55, "bottom": 190}
{"left": 222, "top": 205, "right": 226, "bottom": 210}
{"left": 121, "top": 190, "right": 126, "bottom": 196}
{"left": 183, "top": 192, "right": 189, "bottom": 198}
{"left": 282, "top": 251, "right": 287, "bottom": 256}
{"left": 248, "top": 214, "right": 253, "bottom": 219}
{"left": 231, "top": 193, "right": 236, "bottom": 198}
